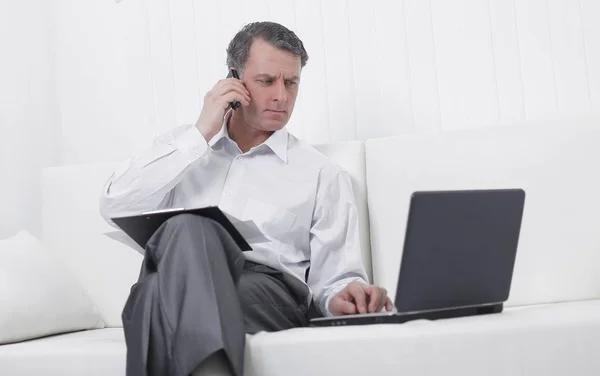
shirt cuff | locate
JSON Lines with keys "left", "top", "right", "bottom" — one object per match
{"left": 173, "top": 126, "right": 209, "bottom": 162}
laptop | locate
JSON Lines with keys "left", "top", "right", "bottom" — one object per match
{"left": 309, "top": 188, "right": 526, "bottom": 327}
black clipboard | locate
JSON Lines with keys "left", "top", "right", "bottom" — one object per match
{"left": 111, "top": 206, "right": 252, "bottom": 251}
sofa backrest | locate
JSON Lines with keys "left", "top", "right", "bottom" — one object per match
{"left": 365, "top": 123, "right": 600, "bottom": 307}
{"left": 42, "top": 162, "right": 142, "bottom": 327}
{"left": 42, "top": 141, "right": 371, "bottom": 327}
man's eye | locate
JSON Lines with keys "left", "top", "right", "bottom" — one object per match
{"left": 261, "top": 80, "right": 274, "bottom": 85}
{"left": 286, "top": 81, "right": 298, "bottom": 88}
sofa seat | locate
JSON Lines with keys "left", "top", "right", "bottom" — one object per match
{"left": 2, "top": 300, "right": 599, "bottom": 376}
{"left": 244, "top": 300, "right": 600, "bottom": 376}
{"left": 0, "top": 328, "right": 125, "bottom": 376}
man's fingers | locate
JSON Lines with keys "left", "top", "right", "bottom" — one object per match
{"left": 220, "top": 92, "right": 250, "bottom": 109}
{"left": 215, "top": 79, "right": 250, "bottom": 99}
{"left": 348, "top": 283, "right": 368, "bottom": 314}
{"left": 366, "top": 286, "right": 383, "bottom": 313}
{"left": 335, "top": 299, "right": 357, "bottom": 315}
{"left": 385, "top": 297, "right": 394, "bottom": 312}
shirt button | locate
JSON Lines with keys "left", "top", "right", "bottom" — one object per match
{"left": 226, "top": 190, "right": 232, "bottom": 196}
{"left": 238, "top": 156, "right": 244, "bottom": 161}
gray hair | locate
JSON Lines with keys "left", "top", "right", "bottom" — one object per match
{"left": 226, "top": 21, "right": 308, "bottom": 75}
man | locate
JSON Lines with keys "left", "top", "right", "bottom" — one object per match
{"left": 100, "top": 21, "right": 393, "bottom": 376}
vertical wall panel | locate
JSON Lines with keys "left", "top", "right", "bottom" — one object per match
{"left": 457, "top": 0, "right": 499, "bottom": 129}
{"left": 146, "top": 0, "right": 178, "bottom": 134}
{"left": 169, "top": 0, "right": 202, "bottom": 127}
{"left": 347, "top": 0, "right": 382, "bottom": 140}
{"left": 112, "top": 0, "right": 157, "bottom": 154}
{"left": 193, "top": 0, "right": 225, "bottom": 114}
{"left": 372, "top": 0, "right": 415, "bottom": 136}
{"left": 547, "top": 0, "right": 591, "bottom": 117}
{"left": 404, "top": 0, "right": 442, "bottom": 133}
{"left": 488, "top": 0, "right": 526, "bottom": 125}
{"left": 320, "top": 0, "right": 358, "bottom": 141}
{"left": 430, "top": 0, "right": 467, "bottom": 130}
{"left": 514, "top": 0, "right": 558, "bottom": 121}
{"left": 581, "top": 0, "right": 600, "bottom": 111}
{"left": 295, "top": 0, "right": 331, "bottom": 143}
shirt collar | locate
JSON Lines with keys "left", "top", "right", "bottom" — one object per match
{"left": 210, "top": 109, "right": 289, "bottom": 163}
{"left": 261, "top": 126, "right": 289, "bottom": 163}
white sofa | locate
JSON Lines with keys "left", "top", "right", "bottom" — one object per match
{"left": 1, "top": 121, "right": 600, "bottom": 375}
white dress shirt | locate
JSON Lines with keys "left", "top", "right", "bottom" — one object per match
{"left": 99, "top": 112, "right": 368, "bottom": 316}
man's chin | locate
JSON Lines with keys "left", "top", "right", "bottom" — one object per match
{"left": 260, "top": 119, "right": 288, "bottom": 131}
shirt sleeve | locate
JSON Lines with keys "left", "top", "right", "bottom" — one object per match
{"left": 307, "top": 168, "right": 369, "bottom": 317}
{"left": 99, "top": 124, "right": 210, "bottom": 226}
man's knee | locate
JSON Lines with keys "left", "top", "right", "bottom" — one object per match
{"left": 158, "top": 213, "right": 224, "bottom": 243}
{"left": 163, "top": 213, "right": 215, "bottom": 231}
{"left": 147, "top": 213, "right": 221, "bottom": 261}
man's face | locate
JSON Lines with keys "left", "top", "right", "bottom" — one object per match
{"left": 240, "top": 38, "right": 302, "bottom": 132}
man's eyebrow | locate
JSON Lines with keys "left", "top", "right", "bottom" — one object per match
{"left": 253, "top": 74, "right": 299, "bottom": 81}
{"left": 253, "top": 73, "right": 276, "bottom": 80}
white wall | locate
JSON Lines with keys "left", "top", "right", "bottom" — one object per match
{"left": 52, "top": 0, "right": 600, "bottom": 165}
{"left": 0, "top": 0, "right": 60, "bottom": 239}
{"left": 3, "top": 0, "right": 600, "bottom": 237}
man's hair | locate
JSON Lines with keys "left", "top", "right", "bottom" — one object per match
{"left": 226, "top": 21, "right": 308, "bottom": 74}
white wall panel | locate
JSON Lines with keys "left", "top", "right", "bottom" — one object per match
{"left": 320, "top": 0, "right": 358, "bottom": 141}
{"left": 581, "top": 0, "right": 600, "bottom": 112}
{"left": 488, "top": 0, "right": 526, "bottom": 125}
{"left": 348, "top": 0, "right": 382, "bottom": 140}
{"left": 546, "top": 0, "right": 592, "bottom": 117}
{"left": 458, "top": 0, "right": 499, "bottom": 129}
{"left": 514, "top": 0, "right": 558, "bottom": 121}
{"left": 404, "top": 0, "right": 442, "bottom": 133}
{"left": 294, "top": 0, "right": 331, "bottom": 143}
{"left": 170, "top": 0, "right": 202, "bottom": 127}
{"left": 372, "top": 0, "right": 415, "bottom": 137}
{"left": 430, "top": 0, "right": 467, "bottom": 130}
{"left": 193, "top": 0, "right": 227, "bottom": 120}
{"left": 146, "top": 0, "right": 178, "bottom": 135}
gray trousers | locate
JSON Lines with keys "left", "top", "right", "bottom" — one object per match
{"left": 121, "top": 214, "right": 312, "bottom": 376}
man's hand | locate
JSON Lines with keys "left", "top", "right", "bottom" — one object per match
{"left": 195, "top": 78, "right": 251, "bottom": 143}
{"left": 328, "top": 281, "right": 394, "bottom": 316}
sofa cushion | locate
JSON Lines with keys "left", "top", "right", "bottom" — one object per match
{"left": 365, "top": 124, "right": 600, "bottom": 306}
{"left": 42, "top": 163, "right": 143, "bottom": 327}
{"left": 0, "top": 329, "right": 125, "bottom": 376}
{"left": 0, "top": 230, "right": 104, "bottom": 345}
{"left": 244, "top": 300, "right": 600, "bottom": 376}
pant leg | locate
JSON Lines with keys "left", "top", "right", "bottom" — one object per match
{"left": 238, "top": 262, "right": 311, "bottom": 334}
{"left": 121, "top": 213, "right": 247, "bottom": 376}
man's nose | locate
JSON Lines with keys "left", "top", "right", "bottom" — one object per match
{"left": 273, "top": 80, "right": 287, "bottom": 103}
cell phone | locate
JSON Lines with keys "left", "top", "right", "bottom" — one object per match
{"left": 227, "top": 68, "right": 241, "bottom": 110}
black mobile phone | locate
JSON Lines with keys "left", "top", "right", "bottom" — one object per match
{"left": 227, "top": 68, "right": 241, "bottom": 110}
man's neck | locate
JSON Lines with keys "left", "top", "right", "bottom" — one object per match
{"left": 227, "top": 111, "right": 273, "bottom": 153}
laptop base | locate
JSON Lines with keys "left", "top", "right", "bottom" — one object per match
{"left": 309, "top": 303, "right": 503, "bottom": 327}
